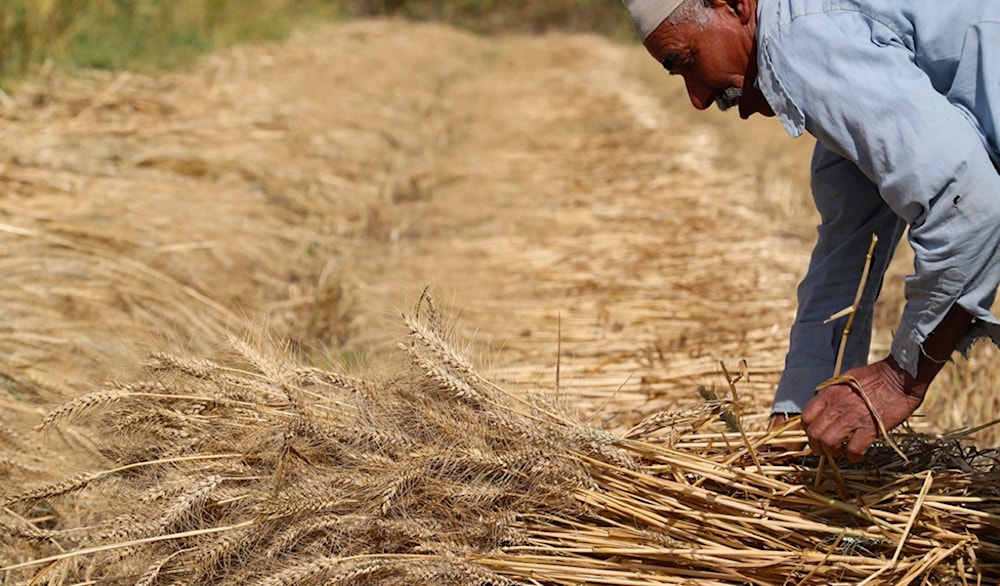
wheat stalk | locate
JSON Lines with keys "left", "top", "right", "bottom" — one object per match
{"left": 3, "top": 299, "right": 998, "bottom": 585}
{"left": 1, "top": 521, "right": 257, "bottom": 572}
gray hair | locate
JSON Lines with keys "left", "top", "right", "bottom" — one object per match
{"left": 668, "top": 0, "right": 712, "bottom": 29}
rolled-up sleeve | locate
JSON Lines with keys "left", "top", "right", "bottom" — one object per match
{"left": 760, "top": 10, "right": 1000, "bottom": 385}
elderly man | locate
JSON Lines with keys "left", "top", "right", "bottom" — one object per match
{"left": 622, "top": 0, "right": 1000, "bottom": 461}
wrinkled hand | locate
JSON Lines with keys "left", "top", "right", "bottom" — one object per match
{"left": 801, "top": 358, "right": 926, "bottom": 463}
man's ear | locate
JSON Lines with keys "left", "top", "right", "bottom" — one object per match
{"left": 733, "top": 0, "right": 753, "bottom": 23}
{"left": 710, "top": 0, "right": 752, "bottom": 23}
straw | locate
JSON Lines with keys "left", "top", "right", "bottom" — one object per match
{"left": 2, "top": 302, "right": 996, "bottom": 585}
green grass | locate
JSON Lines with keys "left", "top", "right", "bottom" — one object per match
{"left": 0, "top": 0, "right": 632, "bottom": 82}
{"left": 344, "top": 0, "right": 633, "bottom": 35}
{"left": 0, "top": 0, "right": 336, "bottom": 78}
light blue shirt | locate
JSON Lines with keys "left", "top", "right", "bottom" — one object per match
{"left": 756, "top": 0, "right": 1000, "bottom": 413}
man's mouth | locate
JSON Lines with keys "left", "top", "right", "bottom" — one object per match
{"left": 714, "top": 87, "right": 744, "bottom": 112}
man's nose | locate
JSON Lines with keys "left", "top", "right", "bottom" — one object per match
{"left": 683, "top": 75, "right": 714, "bottom": 110}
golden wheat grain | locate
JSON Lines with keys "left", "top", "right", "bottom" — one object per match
{"left": 8, "top": 368, "right": 80, "bottom": 403}
{"left": 35, "top": 389, "right": 134, "bottom": 431}
{"left": 38, "top": 388, "right": 270, "bottom": 434}
{"left": 0, "top": 512, "right": 59, "bottom": 541}
{"left": 133, "top": 554, "right": 173, "bottom": 586}
{"left": 265, "top": 488, "right": 360, "bottom": 520}
{"left": 97, "top": 513, "right": 149, "bottom": 544}
{"left": 106, "top": 380, "right": 171, "bottom": 394}
{"left": 146, "top": 352, "right": 221, "bottom": 380}
{"left": 149, "top": 474, "right": 223, "bottom": 536}
{"left": 414, "top": 289, "right": 444, "bottom": 334}
{"left": 255, "top": 556, "right": 389, "bottom": 586}
{"left": 624, "top": 402, "right": 727, "bottom": 441}
{"left": 566, "top": 426, "right": 639, "bottom": 471}
{"left": 4, "top": 471, "right": 100, "bottom": 506}
{"left": 402, "top": 317, "right": 476, "bottom": 379}
{"left": 0, "top": 455, "right": 48, "bottom": 475}
{"left": 401, "top": 314, "right": 490, "bottom": 402}
{"left": 378, "top": 468, "right": 423, "bottom": 516}
{"left": 263, "top": 513, "right": 349, "bottom": 560}
{"left": 145, "top": 353, "right": 289, "bottom": 403}
{"left": 227, "top": 335, "right": 293, "bottom": 394}
{"left": 405, "top": 346, "right": 483, "bottom": 403}
{"left": 183, "top": 523, "right": 262, "bottom": 584}
{"left": 112, "top": 405, "right": 203, "bottom": 440}
{"left": 290, "top": 366, "right": 371, "bottom": 395}
{"left": 450, "top": 558, "right": 523, "bottom": 586}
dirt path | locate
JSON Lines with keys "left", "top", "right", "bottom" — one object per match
{"left": 0, "top": 20, "right": 819, "bottom": 440}
{"left": 380, "top": 30, "right": 812, "bottom": 424}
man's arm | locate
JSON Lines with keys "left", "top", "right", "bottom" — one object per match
{"left": 761, "top": 10, "right": 1000, "bottom": 368}
{"left": 759, "top": 10, "right": 1000, "bottom": 456}
{"left": 772, "top": 143, "right": 906, "bottom": 416}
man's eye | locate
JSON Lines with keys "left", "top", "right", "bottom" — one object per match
{"left": 661, "top": 52, "right": 679, "bottom": 72}
{"left": 661, "top": 52, "right": 693, "bottom": 75}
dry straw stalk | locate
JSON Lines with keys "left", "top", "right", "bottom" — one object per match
{"left": 1, "top": 299, "right": 998, "bottom": 585}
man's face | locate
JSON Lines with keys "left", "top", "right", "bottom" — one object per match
{"left": 643, "top": 3, "right": 770, "bottom": 119}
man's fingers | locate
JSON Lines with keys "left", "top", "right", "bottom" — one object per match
{"left": 802, "top": 405, "right": 841, "bottom": 458}
{"left": 803, "top": 387, "right": 868, "bottom": 460}
{"left": 804, "top": 420, "right": 827, "bottom": 456}
{"left": 845, "top": 428, "right": 876, "bottom": 463}
{"left": 803, "top": 384, "right": 869, "bottom": 455}
{"left": 815, "top": 425, "right": 850, "bottom": 459}
{"left": 800, "top": 393, "right": 824, "bottom": 428}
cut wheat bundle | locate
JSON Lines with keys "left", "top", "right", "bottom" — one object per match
{"left": 2, "top": 298, "right": 998, "bottom": 585}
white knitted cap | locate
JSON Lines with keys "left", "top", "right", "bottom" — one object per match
{"left": 622, "top": 0, "right": 684, "bottom": 41}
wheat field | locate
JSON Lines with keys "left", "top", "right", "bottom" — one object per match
{"left": 0, "top": 16, "right": 999, "bottom": 586}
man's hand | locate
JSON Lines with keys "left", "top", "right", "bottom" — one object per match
{"left": 800, "top": 358, "right": 924, "bottom": 462}
{"left": 801, "top": 304, "right": 973, "bottom": 462}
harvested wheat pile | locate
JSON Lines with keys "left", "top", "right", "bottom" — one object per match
{"left": 2, "top": 297, "right": 997, "bottom": 586}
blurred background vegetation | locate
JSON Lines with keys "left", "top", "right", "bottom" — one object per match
{"left": 0, "top": 0, "right": 632, "bottom": 81}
